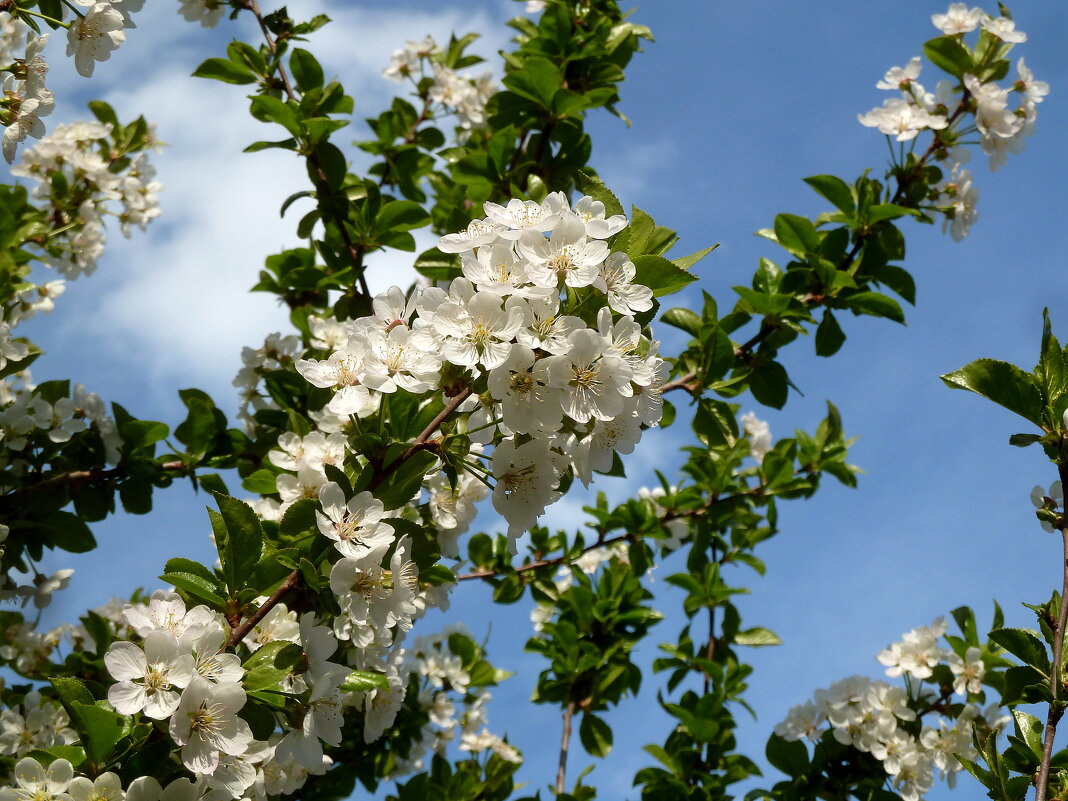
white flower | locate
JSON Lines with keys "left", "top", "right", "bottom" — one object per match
{"left": 0, "top": 757, "right": 74, "bottom": 801}
{"left": 68, "top": 773, "right": 123, "bottom": 801}
{"left": 438, "top": 218, "right": 506, "bottom": 253}
{"left": 518, "top": 215, "right": 609, "bottom": 288}
{"left": 876, "top": 57, "right": 922, "bottom": 92}
{"left": 105, "top": 632, "right": 196, "bottom": 719}
{"left": 482, "top": 193, "right": 566, "bottom": 239}
{"left": 594, "top": 252, "right": 653, "bottom": 315}
{"left": 169, "top": 677, "right": 253, "bottom": 775}
{"left": 316, "top": 483, "right": 395, "bottom": 558}
{"left": 572, "top": 196, "right": 627, "bottom": 239}
{"left": 487, "top": 344, "right": 562, "bottom": 435}
{"left": 857, "top": 98, "right": 947, "bottom": 141}
{"left": 1030, "top": 480, "right": 1063, "bottom": 532}
{"left": 177, "top": 0, "right": 226, "bottom": 28}
{"left": 432, "top": 291, "right": 524, "bottom": 370}
{"left": 931, "top": 4, "right": 984, "bottom": 35}
{"left": 741, "top": 412, "right": 772, "bottom": 463}
{"left": 545, "top": 328, "right": 633, "bottom": 424}
{"left": 491, "top": 438, "right": 565, "bottom": 547}
{"left": 947, "top": 646, "right": 985, "bottom": 695}
{"left": 982, "top": 15, "right": 1026, "bottom": 43}
{"left": 65, "top": 3, "right": 125, "bottom": 77}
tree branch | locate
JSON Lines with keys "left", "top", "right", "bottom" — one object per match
{"left": 1035, "top": 462, "right": 1068, "bottom": 801}
{"left": 556, "top": 700, "right": 576, "bottom": 795}
{"left": 1, "top": 460, "right": 187, "bottom": 500}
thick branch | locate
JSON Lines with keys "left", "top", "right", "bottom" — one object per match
{"left": 1035, "top": 461, "right": 1068, "bottom": 801}
{"left": 556, "top": 700, "right": 576, "bottom": 795}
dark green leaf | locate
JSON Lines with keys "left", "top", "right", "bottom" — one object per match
{"left": 941, "top": 359, "right": 1045, "bottom": 427}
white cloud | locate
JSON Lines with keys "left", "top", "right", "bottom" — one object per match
{"left": 10, "top": 2, "right": 512, "bottom": 403}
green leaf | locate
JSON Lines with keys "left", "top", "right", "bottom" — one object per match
{"left": 241, "top": 469, "right": 280, "bottom": 495}
{"left": 632, "top": 254, "right": 698, "bottom": 297}
{"left": 289, "top": 48, "right": 324, "bottom": 92}
{"left": 924, "top": 35, "right": 974, "bottom": 79}
{"left": 773, "top": 213, "right": 821, "bottom": 256}
{"left": 33, "top": 510, "right": 97, "bottom": 553}
{"left": 376, "top": 200, "right": 430, "bottom": 233}
{"left": 249, "top": 95, "right": 302, "bottom": 138}
{"left": 159, "top": 572, "right": 225, "bottom": 607}
{"left": 192, "top": 57, "right": 257, "bottom": 85}
{"left": 242, "top": 642, "right": 304, "bottom": 692}
{"left": 672, "top": 245, "right": 718, "bottom": 271}
{"left": 340, "top": 670, "right": 390, "bottom": 693}
{"left": 989, "top": 627, "right": 1051, "bottom": 674}
{"left": 803, "top": 175, "right": 855, "bottom": 215}
{"left": 213, "top": 493, "right": 264, "bottom": 593}
{"left": 750, "top": 361, "right": 790, "bottom": 409}
{"left": 578, "top": 713, "right": 613, "bottom": 758}
{"left": 845, "top": 291, "right": 905, "bottom": 323}
{"left": 1012, "top": 710, "right": 1044, "bottom": 759}
{"left": 734, "top": 627, "right": 782, "bottom": 646}
{"left": 765, "top": 733, "right": 809, "bottom": 777}
{"left": 661, "top": 308, "right": 702, "bottom": 337}
{"left": 815, "top": 309, "right": 845, "bottom": 356}
{"left": 941, "top": 359, "right": 1045, "bottom": 427}
{"left": 71, "top": 703, "right": 129, "bottom": 766}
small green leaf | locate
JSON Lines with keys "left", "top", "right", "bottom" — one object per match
{"left": 661, "top": 308, "right": 702, "bottom": 337}
{"left": 989, "top": 627, "right": 1051, "bottom": 674}
{"left": 242, "top": 642, "right": 303, "bottom": 692}
{"left": 71, "top": 703, "right": 129, "bottom": 766}
{"left": 340, "top": 670, "right": 390, "bottom": 693}
{"left": 924, "top": 35, "right": 974, "bottom": 79}
{"left": 192, "top": 57, "right": 257, "bottom": 85}
{"left": 578, "top": 713, "right": 613, "bottom": 758}
{"left": 803, "top": 175, "right": 855, "bottom": 215}
{"left": 773, "top": 213, "right": 821, "bottom": 255}
{"left": 632, "top": 254, "right": 698, "bottom": 297}
{"left": 159, "top": 572, "right": 225, "bottom": 607}
{"left": 845, "top": 291, "right": 905, "bottom": 323}
{"left": 289, "top": 48, "right": 324, "bottom": 92}
{"left": 734, "top": 627, "right": 782, "bottom": 646}
{"left": 815, "top": 309, "right": 845, "bottom": 356}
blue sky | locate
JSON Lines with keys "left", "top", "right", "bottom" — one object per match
{"left": 11, "top": 1, "right": 1068, "bottom": 799}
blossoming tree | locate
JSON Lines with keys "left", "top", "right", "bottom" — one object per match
{"left": 0, "top": 1, "right": 1060, "bottom": 801}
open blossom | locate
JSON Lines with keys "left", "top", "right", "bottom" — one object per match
{"left": 741, "top": 412, "right": 772, "bottom": 463}
{"left": 0, "top": 757, "right": 74, "bottom": 801}
{"left": 105, "top": 632, "right": 196, "bottom": 719}
{"left": 877, "top": 57, "right": 922, "bottom": 91}
{"left": 66, "top": 3, "right": 126, "bottom": 77}
{"left": 931, "top": 3, "right": 984, "bottom": 35}
{"left": 981, "top": 15, "right": 1025, "bottom": 43}
{"left": 316, "top": 483, "right": 395, "bottom": 558}
{"left": 857, "top": 98, "right": 947, "bottom": 141}
{"left": 947, "top": 646, "right": 985, "bottom": 695}
{"left": 169, "top": 677, "right": 253, "bottom": 775}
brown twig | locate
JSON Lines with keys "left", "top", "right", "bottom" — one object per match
{"left": 1036, "top": 462, "right": 1068, "bottom": 801}
{"left": 2, "top": 460, "right": 187, "bottom": 499}
{"left": 556, "top": 700, "right": 576, "bottom": 795}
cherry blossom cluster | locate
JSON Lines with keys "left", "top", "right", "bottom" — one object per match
{"left": 393, "top": 627, "right": 521, "bottom": 773}
{"left": 11, "top": 120, "right": 162, "bottom": 277}
{"left": 233, "top": 333, "right": 303, "bottom": 435}
{"left": 0, "top": 690, "right": 77, "bottom": 757}
{"left": 382, "top": 35, "right": 496, "bottom": 139}
{"left": 775, "top": 617, "right": 1004, "bottom": 801}
{"left": 0, "top": 29, "right": 52, "bottom": 164}
{"left": 295, "top": 192, "right": 663, "bottom": 551}
{"left": 857, "top": 4, "right": 1047, "bottom": 240}
{"left": 92, "top": 591, "right": 348, "bottom": 799}
{"left": 0, "top": 0, "right": 140, "bottom": 163}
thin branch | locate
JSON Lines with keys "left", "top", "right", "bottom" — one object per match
{"left": 2, "top": 460, "right": 187, "bottom": 500}
{"left": 1036, "top": 462, "right": 1068, "bottom": 801}
{"left": 556, "top": 700, "right": 576, "bottom": 795}
{"left": 226, "top": 570, "right": 301, "bottom": 648}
